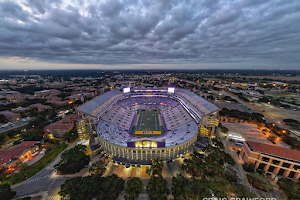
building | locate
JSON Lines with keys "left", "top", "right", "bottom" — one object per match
{"left": 69, "top": 93, "right": 94, "bottom": 102}
{"left": 43, "top": 82, "right": 65, "bottom": 89}
{"left": 77, "top": 87, "right": 220, "bottom": 164}
{"left": 240, "top": 141, "right": 300, "bottom": 181}
{"left": 47, "top": 100, "right": 69, "bottom": 106}
{"left": 0, "top": 141, "right": 39, "bottom": 170}
{"left": 271, "top": 82, "right": 288, "bottom": 87}
{"left": 6, "top": 93, "right": 26, "bottom": 102}
{"left": 0, "top": 117, "right": 34, "bottom": 134}
{"left": 34, "top": 89, "right": 61, "bottom": 97}
{"left": 29, "top": 103, "right": 51, "bottom": 111}
{"left": 0, "top": 110, "right": 21, "bottom": 122}
{"left": 44, "top": 114, "right": 82, "bottom": 137}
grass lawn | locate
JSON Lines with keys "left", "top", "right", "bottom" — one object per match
{"left": 265, "top": 92, "right": 299, "bottom": 98}
{"left": 136, "top": 110, "right": 160, "bottom": 131}
{"left": 1, "top": 142, "right": 68, "bottom": 185}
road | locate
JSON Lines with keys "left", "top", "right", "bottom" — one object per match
{"left": 12, "top": 169, "right": 71, "bottom": 199}
{"left": 220, "top": 90, "right": 281, "bottom": 125}
{"left": 12, "top": 141, "right": 79, "bottom": 199}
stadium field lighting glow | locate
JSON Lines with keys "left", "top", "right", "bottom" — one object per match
{"left": 123, "top": 87, "right": 130, "bottom": 93}
{"left": 168, "top": 87, "right": 175, "bottom": 93}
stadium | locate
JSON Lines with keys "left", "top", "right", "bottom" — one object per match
{"left": 77, "top": 87, "right": 220, "bottom": 164}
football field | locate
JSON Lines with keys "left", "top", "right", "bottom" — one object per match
{"left": 136, "top": 110, "right": 161, "bottom": 132}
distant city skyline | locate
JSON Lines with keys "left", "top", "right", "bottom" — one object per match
{"left": 0, "top": 0, "right": 299, "bottom": 70}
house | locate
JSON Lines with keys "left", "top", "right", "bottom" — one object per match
{"left": 0, "top": 141, "right": 39, "bottom": 169}
{"left": 240, "top": 141, "right": 300, "bottom": 181}
{"left": 0, "top": 110, "right": 21, "bottom": 122}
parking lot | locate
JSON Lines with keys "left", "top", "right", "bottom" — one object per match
{"left": 223, "top": 123, "right": 287, "bottom": 148}
{"left": 258, "top": 103, "right": 300, "bottom": 122}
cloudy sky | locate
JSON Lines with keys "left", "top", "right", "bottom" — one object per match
{"left": 0, "top": 0, "right": 299, "bottom": 70}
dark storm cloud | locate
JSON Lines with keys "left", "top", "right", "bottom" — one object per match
{"left": 0, "top": 0, "right": 300, "bottom": 68}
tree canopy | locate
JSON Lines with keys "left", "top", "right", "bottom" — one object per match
{"left": 277, "top": 178, "right": 300, "bottom": 200}
{"left": 89, "top": 160, "right": 106, "bottom": 176}
{"left": 125, "top": 177, "right": 143, "bottom": 200}
{"left": 0, "top": 114, "right": 7, "bottom": 123}
{"left": 55, "top": 144, "right": 90, "bottom": 174}
{"left": 63, "top": 129, "right": 78, "bottom": 142}
{"left": 180, "top": 145, "right": 247, "bottom": 198}
{"left": 21, "top": 129, "right": 43, "bottom": 141}
{"left": 59, "top": 174, "right": 124, "bottom": 200}
{"left": 146, "top": 158, "right": 164, "bottom": 176}
{"left": 147, "top": 174, "right": 169, "bottom": 200}
{"left": 0, "top": 183, "right": 16, "bottom": 200}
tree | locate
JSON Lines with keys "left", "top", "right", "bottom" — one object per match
{"left": 48, "top": 110, "right": 57, "bottom": 120}
{"left": 0, "top": 114, "right": 7, "bottom": 123}
{"left": 0, "top": 134, "right": 5, "bottom": 144}
{"left": 28, "top": 115, "right": 47, "bottom": 129}
{"left": 7, "top": 129, "right": 20, "bottom": 139}
{"left": 63, "top": 129, "right": 78, "bottom": 142}
{"left": 282, "top": 135, "right": 300, "bottom": 150}
{"left": 89, "top": 160, "right": 106, "bottom": 176}
{"left": 211, "top": 138, "right": 224, "bottom": 149}
{"left": 277, "top": 178, "right": 300, "bottom": 200}
{"left": 55, "top": 144, "right": 90, "bottom": 174}
{"left": 21, "top": 129, "right": 43, "bottom": 141}
{"left": 246, "top": 173, "right": 273, "bottom": 192}
{"left": 98, "top": 174, "right": 125, "bottom": 200}
{"left": 59, "top": 174, "right": 124, "bottom": 200}
{"left": 0, "top": 183, "right": 16, "bottom": 200}
{"left": 124, "top": 177, "right": 143, "bottom": 200}
{"left": 188, "top": 178, "right": 211, "bottom": 199}
{"left": 171, "top": 174, "right": 191, "bottom": 200}
{"left": 242, "top": 162, "right": 255, "bottom": 172}
{"left": 233, "top": 184, "right": 256, "bottom": 198}
{"left": 147, "top": 174, "right": 169, "bottom": 200}
{"left": 283, "top": 119, "right": 299, "bottom": 124}
{"left": 182, "top": 145, "right": 236, "bottom": 180}
{"left": 268, "top": 135, "right": 277, "bottom": 143}
{"left": 146, "top": 158, "right": 164, "bottom": 176}
{"left": 221, "top": 126, "right": 229, "bottom": 133}
{"left": 225, "top": 165, "right": 240, "bottom": 183}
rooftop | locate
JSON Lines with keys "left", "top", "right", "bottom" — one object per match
{"left": 247, "top": 141, "right": 300, "bottom": 162}
{"left": 177, "top": 89, "right": 219, "bottom": 116}
{"left": 0, "top": 141, "right": 38, "bottom": 166}
{"left": 29, "top": 103, "right": 51, "bottom": 110}
{"left": 44, "top": 114, "right": 81, "bottom": 131}
{"left": 0, "top": 110, "right": 19, "bottom": 120}
{"left": 0, "top": 117, "right": 34, "bottom": 133}
{"left": 77, "top": 90, "right": 122, "bottom": 117}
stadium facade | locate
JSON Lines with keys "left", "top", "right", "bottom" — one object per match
{"left": 77, "top": 87, "right": 220, "bottom": 163}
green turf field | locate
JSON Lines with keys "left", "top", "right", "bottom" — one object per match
{"left": 136, "top": 110, "right": 160, "bottom": 131}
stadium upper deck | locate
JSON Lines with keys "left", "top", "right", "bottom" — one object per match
{"left": 77, "top": 87, "right": 219, "bottom": 120}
